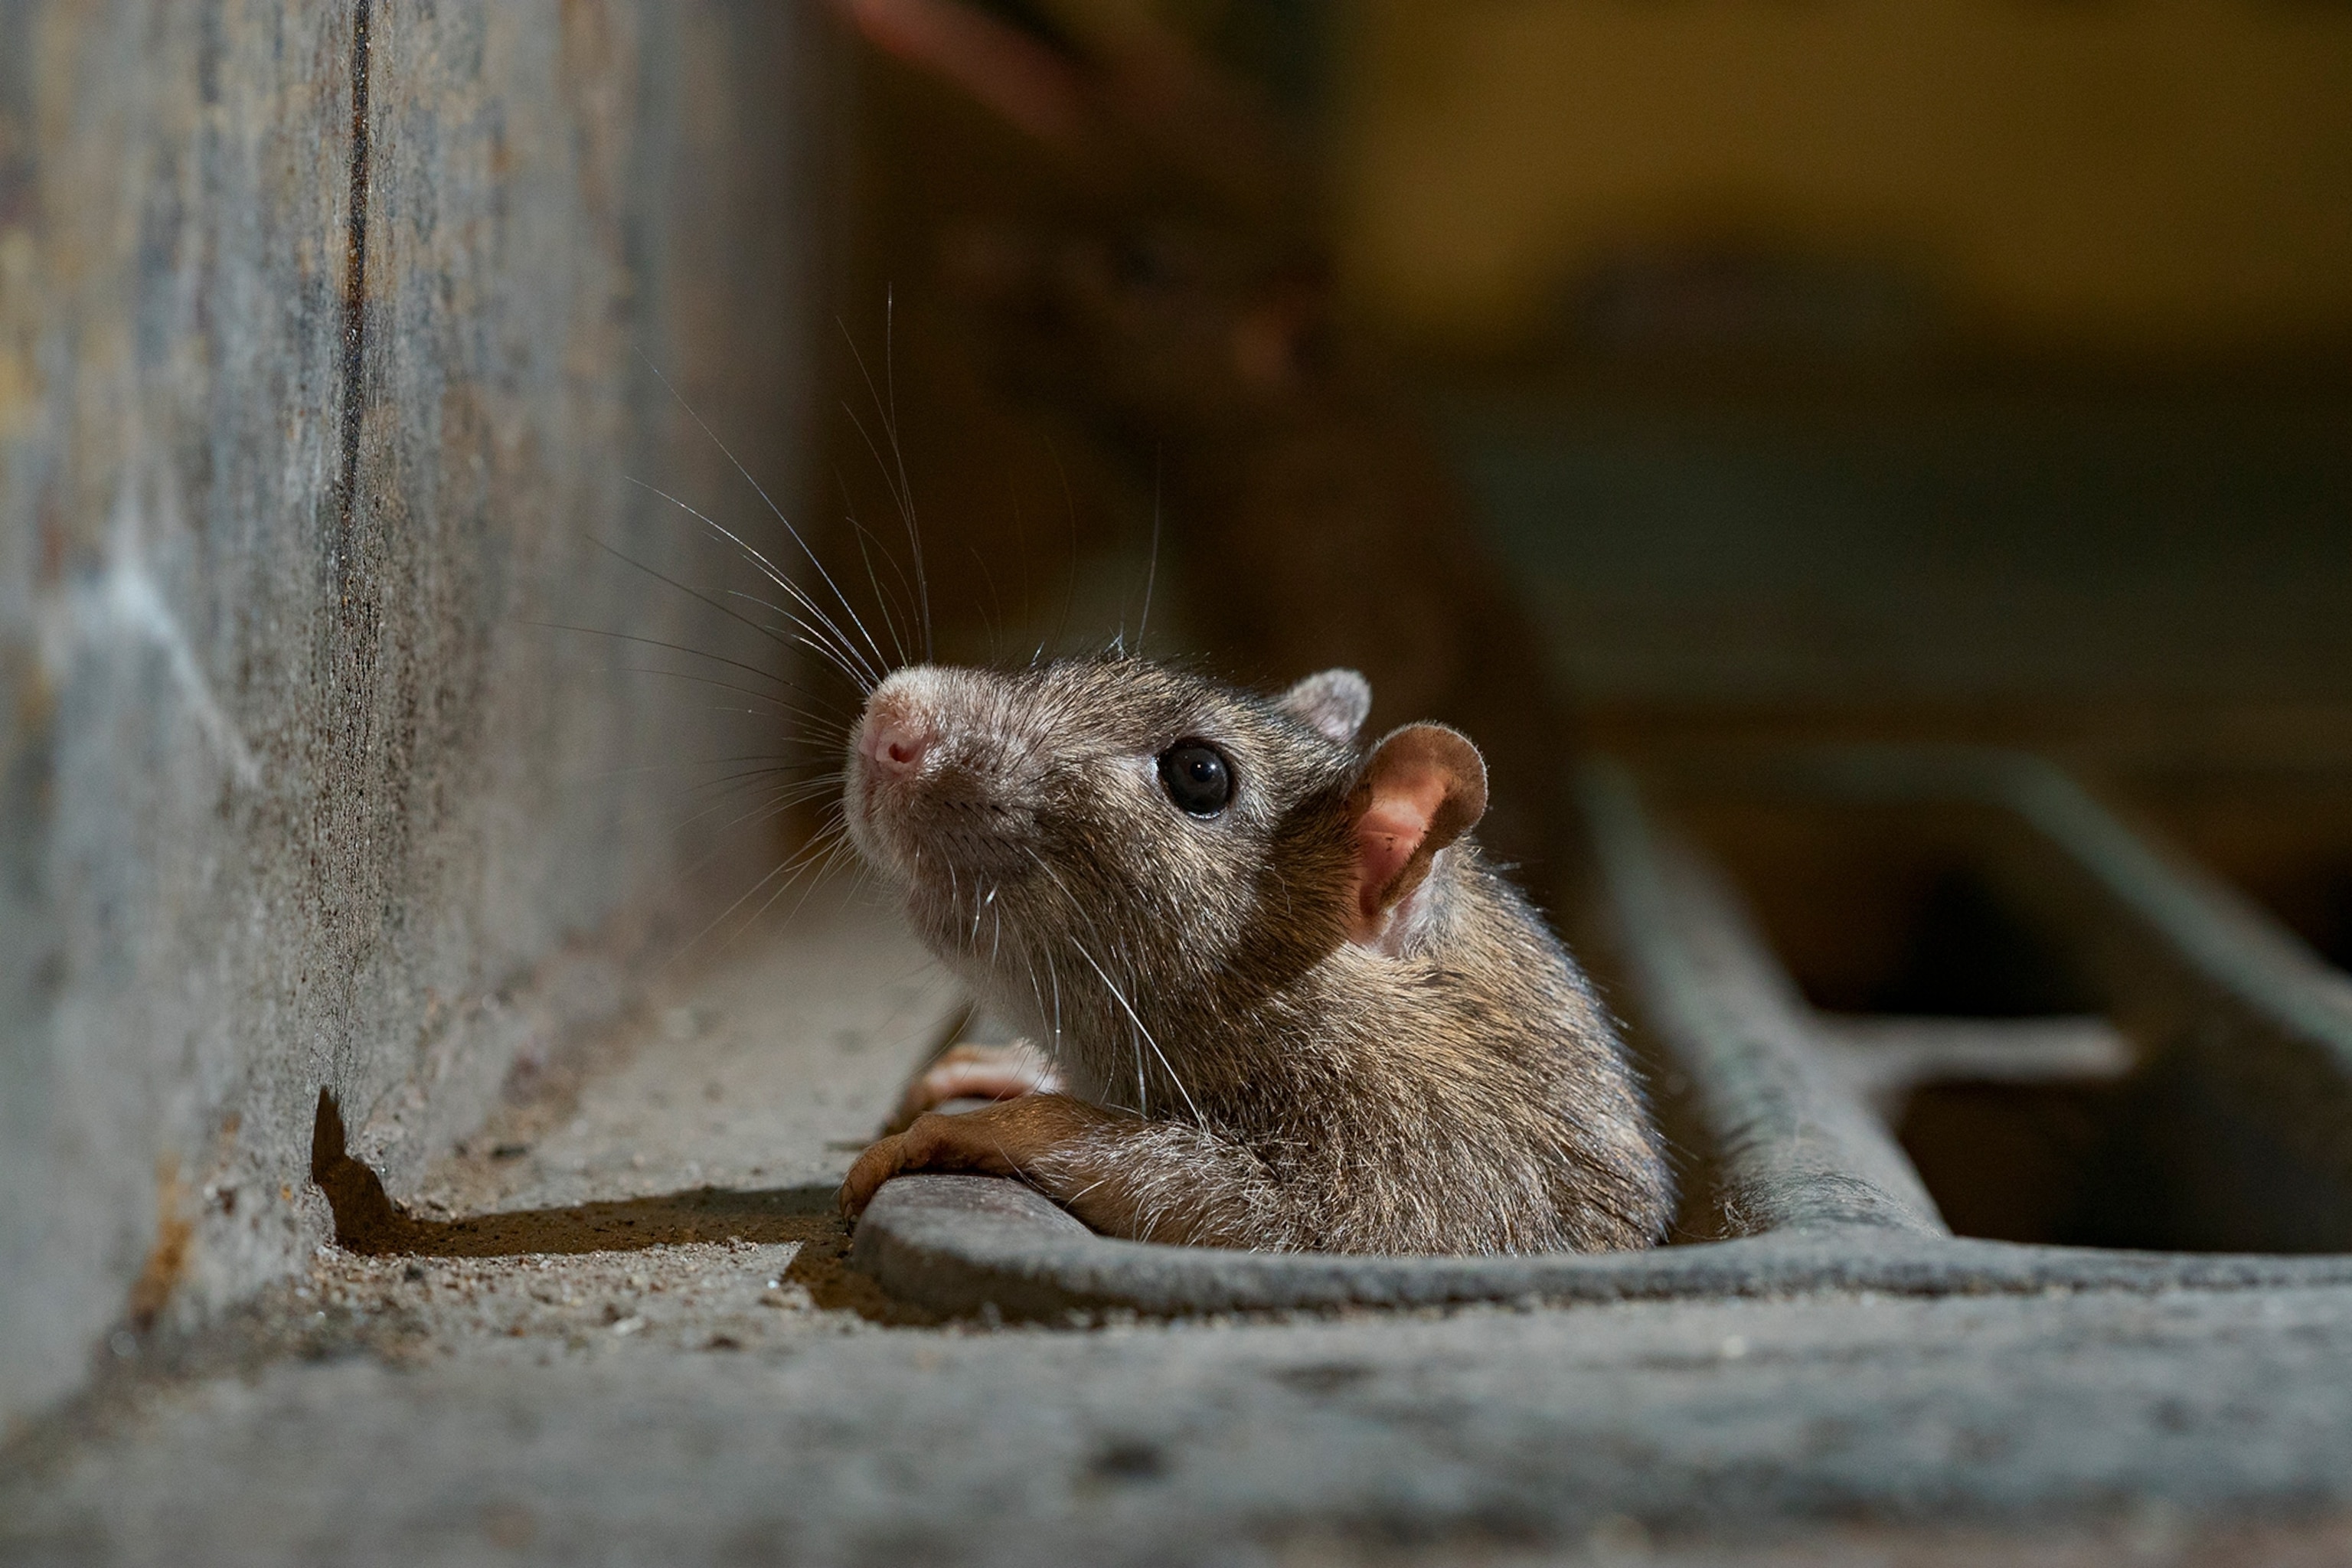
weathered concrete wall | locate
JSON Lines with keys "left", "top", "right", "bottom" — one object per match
{"left": 0, "top": 1, "right": 825, "bottom": 1429}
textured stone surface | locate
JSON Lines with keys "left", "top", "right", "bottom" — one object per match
{"left": 19, "top": 1286, "right": 2352, "bottom": 1567}
{"left": 0, "top": 2, "right": 822, "bottom": 1429}
{"left": 9, "top": 910, "right": 2352, "bottom": 1566}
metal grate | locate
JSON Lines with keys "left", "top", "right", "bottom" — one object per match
{"left": 851, "top": 746, "right": 2352, "bottom": 1316}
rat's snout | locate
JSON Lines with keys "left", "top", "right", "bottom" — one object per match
{"left": 847, "top": 665, "right": 1032, "bottom": 897}
{"left": 858, "top": 703, "right": 934, "bottom": 779}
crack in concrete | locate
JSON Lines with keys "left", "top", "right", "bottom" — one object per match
{"left": 331, "top": 0, "right": 373, "bottom": 603}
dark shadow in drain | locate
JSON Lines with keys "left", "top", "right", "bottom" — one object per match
{"left": 1680, "top": 795, "right": 2352, "bottom": 1253}
{"left": 1675, "top": 798, "right": 2101, "bottom": 1018}
{"left": 1854, "top": 870, "right": 2092, "bottom": 1017}
{"left": 1895, "top": 1058, "right": 2352, "bottom": 1255}
{"left": 309, "top": 1090, "right": 929, "bottom": 1320}
{"left": 1898, "top": 1079, "right": 2157, "bottom": 1247}
{"left": 2127, "top": 772, "right": 2352, "bottom": 975}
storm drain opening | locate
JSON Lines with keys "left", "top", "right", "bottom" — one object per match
{"left": 1666, "top": 782, "right": 2352, "bottom": 1253}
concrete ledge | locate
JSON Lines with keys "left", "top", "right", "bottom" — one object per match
{"left": 850, "top": 1174, "right": 2352, "bottom": 1319}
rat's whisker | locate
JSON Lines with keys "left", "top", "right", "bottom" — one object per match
{"left": 716, "top": 587, "right": 886, "bottom": 665}
{"left": 676, "top": 776, "right": 841, "bottom": 843}
{"left": 1069, "top": 933, "right": 1200, "bottom": 1128}
{"left": 704, "top": 586, "right": 891, "bottom": 694}
{"left": 571, "top": 746, "right": 840, "bottom": 785}
{"left": 622, "top": 484, "right": 884, "bottom": 692}
{"left": 836, "top": 479, "right": 915, "bottom": 670}
{"left": 682, "top": 763, "right": 845, "bottom": 805}
{"left": 674, "top": 803, "right": 855, "bottom": 964}
{"left": 589, "top": 535, "right": 876, "bottom": 698}
{"left": 1047, "top": 438, "right": 1080, "bottom": 659}
{"left": 637, "top": 352, "right": 895, "bottom": 681}
{"left": 1136, "top": 446, "right": 1161, "bottom": 653}
{"left": 739, "top": 821, "right": 859, "bottom": 946}
{"left": 1046, "top": 947, "right": 1063, "bottom": 1061}
{"left": 838, "top": 308, "right": 932, "bottom": 663}
{"left": 597, "top": 663, "right": 853, "bottom": 730}
{"left": 654, "top": 783, "right": 841, "bottom": 900}
{"left": 524, "top": 620, "right": 848, "bottom": 720}
{"left": 840, "top": 398, "right": 929, "bottom": 665}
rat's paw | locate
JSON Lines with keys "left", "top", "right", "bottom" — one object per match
{"left": 838, "top": 1108, "right": 1022, "bottom": 1218}
{"left": 840, "top": 1095, "right": 1108, "bottom": 1220}
{"left": 883, "top": 1039, "right": 1063, "bottom": 1134}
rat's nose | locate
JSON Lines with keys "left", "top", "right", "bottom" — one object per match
{"left": 860, "top": 710, "right": 933, "bottom": 778}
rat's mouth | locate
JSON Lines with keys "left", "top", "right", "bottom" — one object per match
{"left": 848, "top": 791, "right": 1037, "bottom": 971}
{"left": 844, "top": 750, "right": 1017, "bottom": 903}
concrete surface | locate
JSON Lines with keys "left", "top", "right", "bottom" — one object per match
{"left": 0, "top": 3, "right": 821, "bottom": 1427}
{"left": 11, "top": 891, "right": 2352, "bottom": 1566}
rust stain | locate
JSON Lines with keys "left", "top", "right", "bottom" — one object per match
{"left": 126, "top": 1158, "right": 194, "bottom": 1331}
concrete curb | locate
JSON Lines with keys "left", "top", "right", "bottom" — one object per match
{"left": 851, "top": 1174, "right": 2352, "bottom": 1319}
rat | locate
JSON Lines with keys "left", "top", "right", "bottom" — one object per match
{"left": 835, "top": 656, "right": 1671, "bottom": 1254}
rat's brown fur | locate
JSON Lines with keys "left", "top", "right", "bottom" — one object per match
{"left": 841, "top": 656, "right": 1670, "bottom": 1254}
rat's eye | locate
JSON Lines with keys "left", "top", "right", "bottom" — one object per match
{"left": 1157, "top": 741, "right": 1233, "bottom": 818}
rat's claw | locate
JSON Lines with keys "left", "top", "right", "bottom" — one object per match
{"left": 838, "top": 1129, "right": 912, "bottom": 1218}
{"left": 838, "top": 1113, "right": 988, "bottom": 1218}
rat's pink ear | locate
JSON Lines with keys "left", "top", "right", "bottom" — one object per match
{"left": 1277, "top": 669, "right": 1372, "bottom": 745}
{"left": 1345, "top": 724, "right": 1488, "bottom": 943}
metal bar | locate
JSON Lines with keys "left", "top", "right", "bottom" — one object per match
{"left": 1576, "top": 760, "right": 1950, "bottom": 1238}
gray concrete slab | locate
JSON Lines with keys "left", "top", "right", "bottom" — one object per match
{"left": 11, "top": 894, "right": 2352, "bottom": 1566}
{"left": 15, "top": 1263, "right": 2352, "bottom": 1563}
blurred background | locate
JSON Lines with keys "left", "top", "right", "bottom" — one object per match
{"left": 829, "top": 0, "right": 2351, "bottom": 741}
{"left": 5, "top": 0, "right": 2350, "bottom": 1397}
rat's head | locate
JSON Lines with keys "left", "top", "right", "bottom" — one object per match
{"left": 844, "top": 658, "right": 1489, "bottom": 1024}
